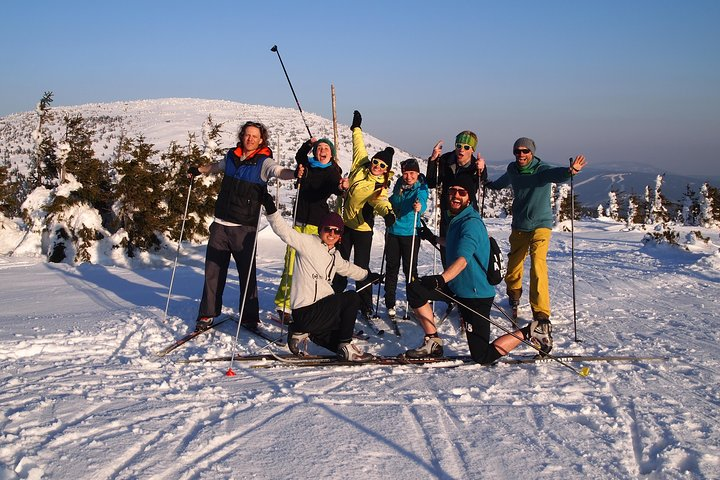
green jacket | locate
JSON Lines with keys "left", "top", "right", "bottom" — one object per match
{"left": 487, "top": 157, "right": 572, "bottom": 231}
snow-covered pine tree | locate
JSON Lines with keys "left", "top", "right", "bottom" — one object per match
{"left": 161, "top": 129, "right": 221, "bottom": 243}
{"left": 113, "top": 135, "right": 165, "bottom": 256}
{"left": 554, "top": 183, "right": 572, "bottom": 224}
{"left": 0, "top": 157, "right": 29, "bottom": 218}
{"left": 45, "top": 114, "right": 113, "bottom": 263}
{"left": 607, "top": 190, "right": 620, "bottom": 221}
{"left": 29, "top": 92, "right": 59, "bottom": 189}
{"left": 681, "top": 184, "right": 699, "bottom": 226}
{"left": 643, "top": 185, "right": 652, "bottom": 225}
{"left": 649, "top": 174, "right": 671, "bottom": 224}
{"left": 699, "top": 182, "right": 718, "bottom": 228}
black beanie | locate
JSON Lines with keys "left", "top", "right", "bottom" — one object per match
{"left": 448, "top": 175, "right": 476, "bottom": 195}
{"left": 372, "top": 147, "right": 395, "bottom": 169}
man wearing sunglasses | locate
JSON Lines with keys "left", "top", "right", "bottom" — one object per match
{"left": 334, "top": 110, "right": 396, "bottom": 319}
{"left": 405, "top": 176, "right": 545, "bottom": 362}
{"left": 480, "top": 137, "right": 587, "bottom": 334}
{"left": 425, "top": 131, "right": 487, "bottom": 266}
{"left": 263, "top": 200, "right": 380, "bottom": 362}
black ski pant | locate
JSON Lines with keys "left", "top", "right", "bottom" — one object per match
{"left": 291, "top": 291, "right": 362, "bottom": 353}
{"left": 332, "top": 227, "right": 373, "bottom": 310}
{"left": 407, "top": 280, "right": 499, "bottom": 365}
{"left": 198, "top": 222, "right": 259, "bottom": 325}
{"left": 384, "top": 233, "right": 420, "bottom": 308}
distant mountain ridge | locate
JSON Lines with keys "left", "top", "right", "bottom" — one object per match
{"left": 1, "top": 98, "right": 716, "bottom": 208}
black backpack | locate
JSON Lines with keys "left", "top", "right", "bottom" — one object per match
{"left": 477, "top": 236, "right": 505, "bottom": 285}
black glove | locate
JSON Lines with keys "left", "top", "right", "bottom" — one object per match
{"left": 419, "top": 275, "right": 445, "bottom": 290}
{"left": 417, "top": 225, "right": 437, "bottom": 246}
{"left": 383, "top": 212, "right": 396, "bottom": 228}
{"left": 365, "top": 271, "right": 385, "bottom": 285}
{"left": 350, "top": 110, "right": 362, "bottom": 130}
{"left": 262, "top": 191, "right": 277, "bottom": 215}
{"left": 188, "top": 166, "right": 201, "bottom": 178}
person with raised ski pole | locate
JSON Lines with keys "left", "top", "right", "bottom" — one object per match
{"left": 425, "top": 131, "right": 487, "bottom": 267}
{"left": 333, "top": 110, "right": 396, "bottom": 320}
{"left": 188, "top": 121, "right": 296, "bottom": 333}
{"left": 479, "top": 137, "right": 587, "bottom": 328}
{"left": 273, "top": 137, "right": 343, "bottom": 324}
{"left": 263, "top": 194, "right": 382, "bottom": 362}
{"left": 384, "top": 158, "right": 428, "bottom": 319}
{"left": 406, "top": 175, "right": 553, "bottom": 362}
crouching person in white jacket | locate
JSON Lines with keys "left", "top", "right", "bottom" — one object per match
{"left": 263, "top": 194, "right": 382, "bottom": 361}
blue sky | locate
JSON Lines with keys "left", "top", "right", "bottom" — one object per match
{"left": 2, "top": 0, "right": 718, "bottom": 177}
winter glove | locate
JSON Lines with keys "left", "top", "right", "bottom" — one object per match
{"left": 262, "top": 191, "right": 277, "bottom": 215}
{"left": 350, "top": 110, "right": 362, "bottom": 131}
{"left": 419, "top": 275, "right": 445, "bottom": 290}
{"left": 188, "top": 166, "right": 201, "bottom": 178}
{"left": 383, "top": 212, "right": 396, "bottom": 228}
{"left": 365, "top": 271, "right": 385, "bottom": 285}
{"left": 417, "top": 225, "right": 437, "bottom": 246}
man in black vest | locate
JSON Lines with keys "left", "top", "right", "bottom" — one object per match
{"left": 189, "top": 121, "right": 295, "bottom": 332}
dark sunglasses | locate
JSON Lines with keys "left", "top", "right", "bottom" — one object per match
{"left": 371, "top": 159, "right": 388, "bottom": 170}
{"left": 322, "top": 226, "right": 341, "bottom": 234}
{"left": 448, "top": 187, "right": 469, "bottom": 197}
{"left": 513, "top": 148, "right": 531, "bottom": 155}
{"left": 455, "top": 143, "right": 472, "bottom": 151}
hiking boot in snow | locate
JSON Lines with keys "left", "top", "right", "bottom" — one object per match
{"left": 287, "top": 331, "right": 310, "bottom": 355}
{"left": 359, "top": 308, "right": 373, "bottom": 322}
{"left": 337, "top": 342, "right": 374, "bottom": 362}
{"left": 405, "top": 335, "right": 444, "bottom": 358}
{"left": 387, "top": 306, "right": 396, "bottom": 319}
{"left": 528, "top": 318, "right": 553, "bottom": 355}
{"left": 194, "top": 317, "right": 213, "bottom": 332}
{"left": 276, "top": 309, "right": 293, "bottom": 325}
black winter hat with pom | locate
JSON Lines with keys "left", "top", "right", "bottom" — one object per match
{"left": 372, "top": 147, "right": 395, "bottom": 169}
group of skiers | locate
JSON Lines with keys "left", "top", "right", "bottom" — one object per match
{"left": 187, "top": 111, "right": 587, "bottom": 363}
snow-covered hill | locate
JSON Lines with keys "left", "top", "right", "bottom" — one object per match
{"left": 0, "top": 98, "right": 413, "bottom": 177}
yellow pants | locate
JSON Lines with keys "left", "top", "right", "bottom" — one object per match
{"left": 274, "top": 223, "right": 318, "bottom": 312}
{"left": 505, "top": 228, "right": 552, "bottom": 318}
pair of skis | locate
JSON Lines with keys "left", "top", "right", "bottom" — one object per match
{"left": 156, "top": 314, "right": 285, "bottom": 357}
{"left": 176, "top": 352, "right": 671, "bottom": 369}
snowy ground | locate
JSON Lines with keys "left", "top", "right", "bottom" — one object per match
{"left": 1, "top": 218, "right": 719, "bottom": 479}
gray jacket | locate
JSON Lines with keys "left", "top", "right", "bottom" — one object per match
{"left": 267, "top": 211, "right": 368, "bottom": 309}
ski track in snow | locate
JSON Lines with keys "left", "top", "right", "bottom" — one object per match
{"left": 0, "top": 219, "right": 719, "bottom": 479}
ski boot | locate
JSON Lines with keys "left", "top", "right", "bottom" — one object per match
{"left": 405, "top": 334, "right": 443, "bottom": 358}
{"left": 194, "top": 317, "right": 213, "bottom": 332}
{"left": 528, "top": 316, "right": 553, "bottom": 356}
{"left": 337, "top": 342, "right": 374, "bottom": 362}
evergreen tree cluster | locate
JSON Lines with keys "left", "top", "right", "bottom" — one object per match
{"left": 597, "top": 174, "right": 720, "bottom": 228}
{"left": 0, "top": 93, "right": 224, "bottom": 264}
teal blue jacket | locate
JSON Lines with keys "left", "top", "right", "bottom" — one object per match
{"left": 445, "top": 205, "right": 496, "bottom": 299}
{"left": 487, "top": 158, "right": 572, "bottom": 231}
{"left": 388, "top": 175, "right": 429, "bottom": 237}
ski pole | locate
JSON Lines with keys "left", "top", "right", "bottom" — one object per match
{"left": 162, "top": 174, "right": 194, "bottom": 323}
{"left": 432, "top": 160, "right": 441, "bottom": 317}
{"left": 226, "top": 208, "right": 265, "bottom": 376}
{"left": 270, "top": 45, "right": 312, "bottom": 138}
{"left": 277, "top": 177, "right": 302, "bottom": 328}
{"left": 372, "top": 237, "right": 387, "bottom": 319}
{"left": 433, "top": 289, "right": 590, "bottom": 377}
{"left": 403, "top": 210, "right": 419, "bottom": 321}
{"left": 569, "top": 158, "right": 580, "bottom": 343}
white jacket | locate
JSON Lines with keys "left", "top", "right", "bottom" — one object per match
{"left": 267, "top": 211, "right": 368, "bottom": 309}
